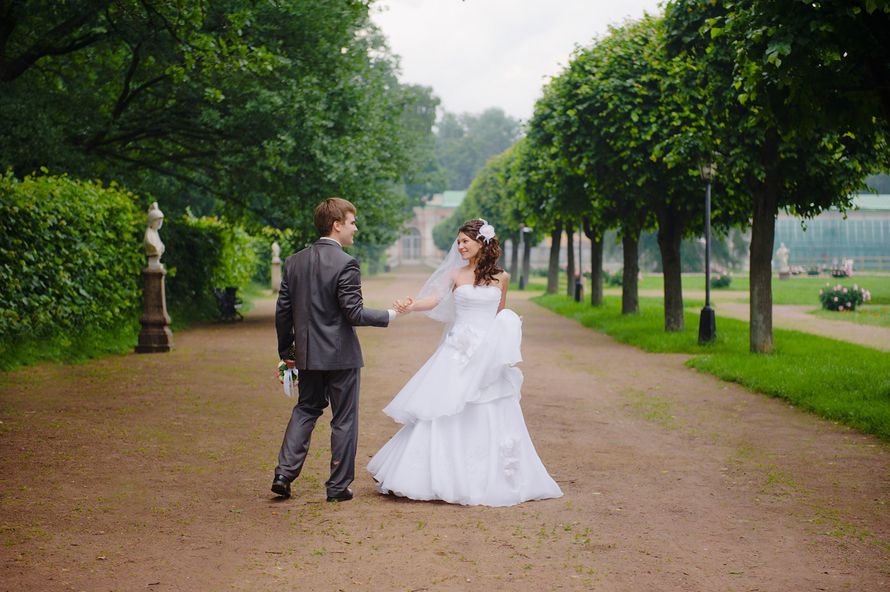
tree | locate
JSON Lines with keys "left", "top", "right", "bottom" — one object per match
{"left": 435, "top": 108, "right": 522, "bottom": 190}
{"left": 0, "top": 1, "right": 433, "bottom": 250}
{"left": 432, "top": 143, "right": 529, "bottom": 261}
{"left": 521, "top": 74, "right": 597, "bottom": 298}
{"left": 557, "top": 20, "right": 663, "bottom": 315}
{"left": 664, "top": 0, "right": 889, "bottom": 352}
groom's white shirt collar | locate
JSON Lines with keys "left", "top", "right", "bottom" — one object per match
{"left": 319, "top": 237, "right": 341, "bottom": 247}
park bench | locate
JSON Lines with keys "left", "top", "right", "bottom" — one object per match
{"left": 213, "top": 287, "right": 243, "bottom": 322}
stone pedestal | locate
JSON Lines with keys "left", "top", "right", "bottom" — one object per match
{"left": 271, "top": 260, "right": 281, "bottom": 293}
{"left": 271, "top": 241, "right": 282, "bottom": 293}
{"left": 136, "top": 267, "right": 173, "bottom": 353}
{"left": 778, "top": 270, "right": 791, "bottom": 281}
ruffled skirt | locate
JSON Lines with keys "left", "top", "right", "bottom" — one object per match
{"left": 367, "top": 310, "right": 563, "bottom": 506}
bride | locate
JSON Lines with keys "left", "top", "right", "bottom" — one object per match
{"left": 367, "top": 219, "right": 563, "bottom": 506}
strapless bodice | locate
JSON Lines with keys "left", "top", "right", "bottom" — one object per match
{"left": 452, "top": 283, "right": 501, "bottom": 328}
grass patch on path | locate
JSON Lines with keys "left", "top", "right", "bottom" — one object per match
{"left": 613, "top": 274, "right": 890, "bottom": 305}
{"left": 534, "top": 294, "right": 890, "bottom": 442}
{"left": 812, "top": 304, "right": 890, "bottom": 328}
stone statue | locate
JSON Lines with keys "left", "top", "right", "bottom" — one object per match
{"left": 271, "top": 241, "right": 282, "bottom": 292}
{"left": 775, "top": 242, "right": 790, "bottom": 272}
{"left": 144, "top": 202, "right": 165, "bottom": 270}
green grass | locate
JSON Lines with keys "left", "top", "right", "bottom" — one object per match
{"left": 1, "top": 282, "right": 271, "bottom": 372}
{"left": 534, "top": 294, "right": 890, "bottom": 442}
{"left": 812, "top": 304, "right": 890, "bottom": 328}
{"left": 601, "top": 273, "right": 890, "bottom": 306}
{"left": 0, "top": 321, "right": 140, "bottom": 372}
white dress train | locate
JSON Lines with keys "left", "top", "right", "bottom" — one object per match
{"left": 367, "top": 284, "right": 563, "bottom": 507}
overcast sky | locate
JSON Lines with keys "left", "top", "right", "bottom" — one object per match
{"left": 372, "top": 0, "right": 663, "bottom": 122}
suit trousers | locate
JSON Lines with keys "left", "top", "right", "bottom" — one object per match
{"left": 275, "top": 368, "right": 360, "bottom": 496}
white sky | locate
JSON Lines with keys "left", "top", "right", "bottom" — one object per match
{"left": 372, "top": 0, "right": 663, "bottom": 122}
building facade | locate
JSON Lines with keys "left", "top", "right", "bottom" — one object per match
{"left": 387, "top": 191, "right": 466, "bottom": 267}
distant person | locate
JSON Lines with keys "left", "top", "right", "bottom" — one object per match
{"left": 368, "top": 219, "right": 563, "bottom": 506}
{"left": 272, "top": 197, "right": 401, "bottom": 502}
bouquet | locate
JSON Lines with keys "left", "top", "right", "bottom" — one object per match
{"left": 278, "top": 346, "right": 298, "bottom": 398}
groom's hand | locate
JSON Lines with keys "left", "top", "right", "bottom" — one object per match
{"left": 393, "top": 297, "right": 414, "bottom": 314}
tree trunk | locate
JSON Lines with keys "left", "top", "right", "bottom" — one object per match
{"left": 546, "top": 220, "right": 562, "bottom": 295}
{"left": 583, "top": 218, "right": 603, "bottom": 306}
{"left": 565, "top": 222, "right": 575, "bottom": 298}
{"left": 621, "top": 228, "right": 640, "bottom": 315}
{"left": 509, "top": 233, "right": 519, "bottom": 279}
{"left": 521, "top": 234, "right": 532, "bottom": 290}
{"left": 656, "top": 207, "right": 685, "bottom": 332}
{"left": 749, "top": 131, "right": 781, "bottom": 353}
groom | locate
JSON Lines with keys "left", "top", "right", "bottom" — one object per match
{"left": 273, "top": 197, "right": 396, "bottom": 502}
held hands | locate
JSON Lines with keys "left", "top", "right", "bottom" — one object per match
{"left": 393, "top": 297, "right": 415, "bottom": 315}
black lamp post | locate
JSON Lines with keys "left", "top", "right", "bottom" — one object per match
{"left": 574, "top": 222, "right": 583, "bottom": 302}
{"left": 698, "top": 161, "right": 717, "bottom": 344}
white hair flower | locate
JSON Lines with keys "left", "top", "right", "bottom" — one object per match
{"left": 478, "top": 219, "right": 496, "bottom": 243}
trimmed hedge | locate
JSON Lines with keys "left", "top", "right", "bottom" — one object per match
{"left": 0, "top": 172, "right": 143, "bottom": 368}
{"left": 163, "top": 212, "right": 257, "bottom": 323}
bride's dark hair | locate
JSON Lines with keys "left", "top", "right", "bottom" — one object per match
{"left": 458, "top": 219, "right": 504, "bottom": 286}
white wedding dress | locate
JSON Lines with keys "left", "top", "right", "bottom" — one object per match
{"left": 367, "top": 284, "right": 563, "bottom": 506}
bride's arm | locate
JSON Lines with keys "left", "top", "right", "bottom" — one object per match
{"left": 407, "top": 294, "right": 440, "bottom": 312}
{"left": 497, "top": 272, "right": 509, "bottom": 313}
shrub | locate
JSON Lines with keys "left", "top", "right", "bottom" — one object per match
{"left": 604, "top": 268, "right": 623, "bottom": 287}
{"left": 819, "top": 283, "right": 871, "bottom": 312}
{"left": 0, "top": 171, "right": 143, "bottom": 368}
{"left": 251, "top": 227, "right": 299, "bottom": 285}
{"left": 710, "top": 271, "right": 732, "bottom": 288}
{"left": 162, "top": 212, "right": 257, "bottom": 323}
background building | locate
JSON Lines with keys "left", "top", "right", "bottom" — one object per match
{"left": 774, "top": 194, "right": 890, "bottom": 271}
{"left": 387, "top": 191, "right": 466, "bottom": 266}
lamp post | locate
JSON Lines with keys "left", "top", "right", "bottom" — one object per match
{"left": 574, "top": 222, "right": 583, "bottom": 302}
{"left": 518, "top": 226, "right": 532, "bottom": 290}
{"left": 698, "top": 161, "right": 717, "bottom": 344}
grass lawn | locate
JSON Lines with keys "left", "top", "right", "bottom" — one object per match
{"left": 533, "top": 294, "right": 890, "bottom": 442}
{"left": 616, "top": 273, "right": 890, "bottom": 304}
{"left": 812, "top": 304, "right": 890, "bottom": 328}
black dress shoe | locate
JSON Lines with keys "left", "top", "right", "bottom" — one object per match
{"left": 326, "top": 488, "right": 353, "bottom": 502}
{"left": 271, "top": 475, "right": 291, "bottom": 498}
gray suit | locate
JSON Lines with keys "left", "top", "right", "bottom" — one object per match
{"left": 274, "top": 238, "right": 389, "bottom": 496}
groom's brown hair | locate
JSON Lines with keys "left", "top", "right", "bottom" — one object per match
{"left": 314, "top": 197, "right": 356, "bottom": 237}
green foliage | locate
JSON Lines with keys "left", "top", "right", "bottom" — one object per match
{"left": 434, "top": 143, "right": 535, "bottom": 252}
{"left": 163, "top": 212, "right": 257, "bottom": 323}
{"left": 0, "top": 172, "right": 143, "bottom": 369}
{"left": 710, "top": 272, "right": 733, "bottom": 289}
{"left": 435, "top": 108, "right": 522, "bottom": 190}
{"left": 604, "top": 269, "right": 624, "bottom": 287}
{"left": 251, "top": 227, "right": 299, "bottom": 285}
{"left": 819, "top": 283, "right": 871, "bottom": 312}
{"left": 534, "top": 294, "right": 890, "bottom": 441}
{"left": 0, "top": 1, "right": 431, "bottom": 251}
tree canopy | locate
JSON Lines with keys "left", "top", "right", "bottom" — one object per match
{"left": 0, "top": 0, "right": 437, "bottom": 246}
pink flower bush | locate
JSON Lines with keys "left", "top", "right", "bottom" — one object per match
{"left": 819, "top": 284, "right": 871, "bottom": 312}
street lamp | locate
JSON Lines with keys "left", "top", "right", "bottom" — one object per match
{"left": 518, "top": 226, "right": 532, "bottom": 290}
{"left": 574, "top": 222, "right": 583, "bottom": 302}
{"left": 698, "top": 161, "right": 717, "bottom": 344}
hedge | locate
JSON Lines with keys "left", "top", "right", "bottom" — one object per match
{"left": 0, "top": 172, "right": 143, "bottom": 368}
{"left": 163, "top": 212, "right": 257, "bottom": 323}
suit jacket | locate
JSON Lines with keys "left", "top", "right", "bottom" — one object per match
{"left": 276, "top": 239, "right": 389, "bottom": 370}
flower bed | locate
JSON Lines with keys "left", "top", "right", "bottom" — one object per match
{"left": 819, "top": 283, "right": 871, "bottom": 311}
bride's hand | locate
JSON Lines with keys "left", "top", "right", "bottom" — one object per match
{"left": 394, "top": 297, "right": 415, "bottom": 314}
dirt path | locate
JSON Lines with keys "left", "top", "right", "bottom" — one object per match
{"left": 2, "top": 269, "right": 888, "bottom": 591}
{"left": 607, "top": 287, "right": 890, "bottom": 352}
